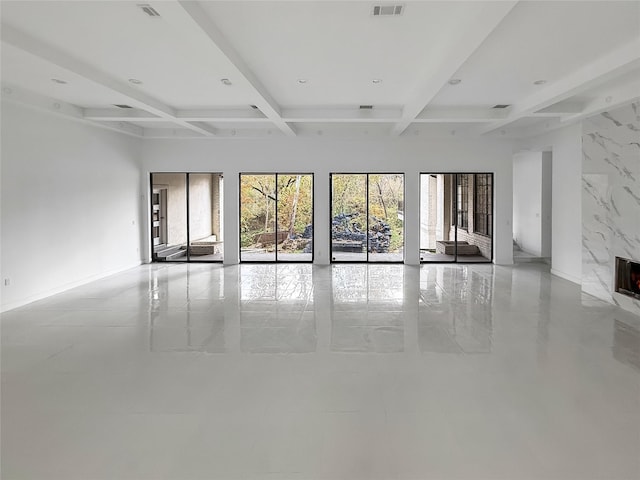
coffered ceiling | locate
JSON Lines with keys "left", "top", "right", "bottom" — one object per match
{"left": 1, "top": 1, "right": 639, "bottom": 139}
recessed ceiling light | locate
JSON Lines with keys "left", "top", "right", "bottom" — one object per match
{"left": 533, "top": 79, "right": 546, "bottom": 85}
{"left": 220, "top": 78, "right": 232, "bottom": 86}
{"left": 297, "top": 79, "right": 307, "bottom": 84}
{"left": 448, "top": 78, "right": 462, "bottom": 85}
{"left": 372, "top": 79, "right": 382, "bottom": 84}
{"left": 51, "top": 78, "right": 67, "bottom": 84}
{"left": 128, "top": 78, "right": 143, "bottom": 85}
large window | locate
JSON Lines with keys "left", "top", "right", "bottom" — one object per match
{"left": 474, "top": 174, "right": 493, "bottom": 236}
{"left": 150, "top": 173, "right": 224, "bottom": 263}
{"left": 240, "top": 173, "right": 313, "bottom": 262}
{"left": 330, "top": 173, "right": 404, "bottom": 263}
{"left": 420, "top": 173, "right": 493, "bottom": 263}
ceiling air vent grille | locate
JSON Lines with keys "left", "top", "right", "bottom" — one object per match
{"left": 114, "top": 104, "right": 133, "bottom": 109}
{"left": 492, "top": 104, "right": 511, "bottom": 109}
{"left": 137, "top": 4, "right": 160, "bottom": 17}
{"left": 359, "top": 105, "right": 374, "bottom": 110}
{"left": 372, "top": 5, "right": 403, "bottom": 16}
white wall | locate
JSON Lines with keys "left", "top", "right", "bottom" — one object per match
{"left": 518, "top": 123, "right": 583, "bottom": 283}
{"left": 1, "top": 103, "right": 143, "bottom": 311}
{"left": 142, "top": 136, "right": 515, "bottom": 265}
{"left": 513, "top": 151, "right": 543, "bottom": 256}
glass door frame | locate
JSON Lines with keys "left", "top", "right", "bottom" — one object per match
{"left": 419, "top": 172, "right": 494, "bottom": 264}
{"left": 329, "top": 172, "right": 405, "bottom": 264}
{"left": 239, "top": 172, "right": 314, "bottom": 263}
{"left": 149, "top": 172, "right": 224, "bottom": 264}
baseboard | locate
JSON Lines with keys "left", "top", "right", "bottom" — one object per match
{"left": 0, "top": 261, "right": 143, "bottom": 313}
{"left": 550, "top": 268, "right": 581, "bottom": 285}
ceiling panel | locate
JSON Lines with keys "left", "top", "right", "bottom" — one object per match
{"left": 0, "top": 1, "right": 260, "bottom": 108}
{"left": 430, "top": 0, "right": 640, "bottom": 107}
{"left": 198, "top": 1, "right": 493, "bottom": 107}
{"left": 1, "top": 43, "right": 133, "bottom": 108}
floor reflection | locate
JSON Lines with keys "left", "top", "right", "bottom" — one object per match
{"left": 613, "top": 319, "right": 640, "bottom": 371}
{"left": 146, "top": 265, "right": 226, "bottom": 353}
{"left": 330, "top": 265, "right": 405, "bottom": 353}
{"left": 419, "top": 265, "right": 493, "bottom": 353}
{"left": 239, "top": 264, "right": 316, "bottom": 353}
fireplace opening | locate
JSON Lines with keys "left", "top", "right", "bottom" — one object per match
{"left": 615, "top": 257, "right": 640, "bottom": 300}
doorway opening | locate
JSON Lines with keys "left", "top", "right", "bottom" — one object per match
{"left": 330, "top": 173, "right": 404, "bottom": 263}
{"left": 420, "top": 173, "right": 493, "bottom": 263}
{"left": 239, "top": 173, "right": 314, "bottom": 262}
{"left": 150, "top": 172, "right": 224, "bottom": 262}
{"left": 512, "top": 151, "right": 552, "bottom": 264}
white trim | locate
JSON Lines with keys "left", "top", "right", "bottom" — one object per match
{"left": 550, "top": 268, "right": 581, "bottom": 285}
{"left": 0, "top": 261, "right": 142, "bottom": 313}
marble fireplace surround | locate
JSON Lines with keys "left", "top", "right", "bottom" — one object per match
{"left": 582, "top": 101, "right": 640, "bottom": 316}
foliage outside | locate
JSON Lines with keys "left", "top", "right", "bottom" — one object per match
{"left": 240, "top": 174, "right": 313, "bottom": 253}
{"left": 331, "top": 174, "right": 404, "bottom": 253}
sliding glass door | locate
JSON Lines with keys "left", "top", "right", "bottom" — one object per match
{"left": 151, "top": 173, "right": 224, "bottom": 262}
{"left": 240, "top": 173, "right": 313, "bottom": 262}
{"left": 331, "top": 173, "right": 404, "bottom": 263}
{"left": 420, "top": 173, "right": 493, "bottom": 263}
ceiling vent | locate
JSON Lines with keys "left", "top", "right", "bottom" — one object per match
{"left": 250, "top": 105, "right": 259, "bottom": 110}
{"left": 492, "top": 104, "right": 511, "bottom": 109}
{"left": 372, "top": 5, "right": 403, "bottom": 16}
{"left": 137, "top": 4, "right": 160, "bottom": 17}
{"left": 359, "top": 105, "right": 374, "bottom": 110}
{"left": 114, "top": 104, "right": 133, "bottom": 109}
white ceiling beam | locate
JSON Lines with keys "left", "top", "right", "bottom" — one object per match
{"left": 143, "top": 126, "right": 283, "bottom": 139}
{"left": 83, "top": 108, "right": 163, "bottom": 121}
{"left": 0, "top": 23, "right": 217, "bottom": 137}
{"left": 478, "top": 37, "right": 640, "bottom": 135}
{"left": 391, "top": 1, "right": 518, "bottom": 136}
{"left": 1, "top": 83, "right": 143, "bottom": 137}
{"left": 281, "top": 107, "right": 402, "bottom": 123}
{"left": 143, "top": 128, "right": 203, "bottom": 139}
{"left": 414, "top": 107, "right": 509, "bottom": 123}
{"left": 85, "top": 104, "right": 511, "bottom": 125}
{"left": 86, "top": 107, "right": 269, "bottom": 123}
{"left": 174, "top": 1, "right": 296, "bottom": 137}
{"left": 497, "top": 77, "right": 640, "bottom": 139}
{"left": 533, "top": 101, "right": 585, "bottom": 116}
{"left": 558, "top": 77, "right": 640, "bottom": 125}
{"left": 176, "top": 108, "right": 267, "bottom": 122}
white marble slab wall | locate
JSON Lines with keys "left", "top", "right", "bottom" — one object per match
{"left": 582, "top": 101, "right": 640, "bottom": 315}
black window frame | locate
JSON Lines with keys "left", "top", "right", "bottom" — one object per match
{"left": 238, "top": 172, "right": 314, "bottom": 263}
{"left": 474, "top": 173, "right": 493, "bottom": 237}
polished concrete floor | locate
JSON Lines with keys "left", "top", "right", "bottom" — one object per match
{"left": 1, "top": 263, "right": 639, "bottom": 480}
